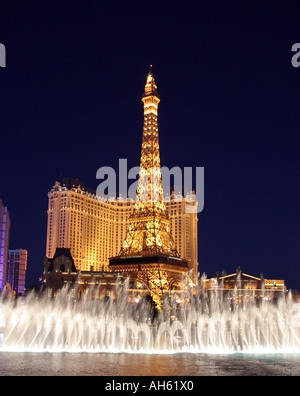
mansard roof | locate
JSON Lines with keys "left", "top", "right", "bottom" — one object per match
{"left": 47, "top": 248, "right": 77, "bottom": 273}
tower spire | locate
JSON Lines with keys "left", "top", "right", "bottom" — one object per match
{"left": 144, "top": 66, "right": 158, "bottom": 97}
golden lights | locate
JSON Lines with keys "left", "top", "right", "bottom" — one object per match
{"left": 119, "top": 70, "right": 178, "bottom": 258}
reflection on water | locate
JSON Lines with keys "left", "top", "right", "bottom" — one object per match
{"left": 1, "top": 279, "right": 300, "bottom": 354}
{"left": 1, "top": 352, "right": 300, "bottom": 376}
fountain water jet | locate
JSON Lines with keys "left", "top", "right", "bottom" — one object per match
{"left": 1, "top": 280, "right": 300, "bottom": 354}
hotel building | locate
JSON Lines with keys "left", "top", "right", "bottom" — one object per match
{"left": 202, "top": 267, "right": 286, "bottom": 303}
{"left": 0, "top": 200, "right": 10, "bottom": 291}
{"left": 7, "top": 249, "right": 27, "bottom": 295}
{"left": 45, "top": 178, "right": 199, "bottom": 282}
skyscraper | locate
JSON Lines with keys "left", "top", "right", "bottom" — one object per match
{"left": 46, "top": 180, "right": 133, "bottom": 272}
{"left": 7, "top": 249, "right": 27, "bottom": 295}
{"left": 0, "top": 200, "right": 10, "bottom": 291}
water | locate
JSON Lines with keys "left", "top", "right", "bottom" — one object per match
{"left": 1, "top": 280, "right": 300, "bottom": 355}
{"left": 0, "top": 352, "right": 300, "bottom": 376}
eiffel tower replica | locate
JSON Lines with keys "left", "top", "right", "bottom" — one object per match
{"left": 109, "top": 67, "right": 190, "bottom": 310}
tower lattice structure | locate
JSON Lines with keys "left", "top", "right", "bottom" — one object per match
{"left": 119, "top": 69, "right": 178, "bottom": 258}
{"left": 110, "top": 68, "right": 191, "bottom": 310}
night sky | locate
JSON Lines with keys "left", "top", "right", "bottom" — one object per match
{"left": 1, "top": 1, "right": 300, "bottom": 290}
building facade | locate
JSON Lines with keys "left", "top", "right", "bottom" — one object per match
{"left": 7, "top": 249, "right": 27, "bottom": 295}
{"left": 202, "top": 268, "right": 286, "bottom": 303}
{"left": 46, "top": 179, "right": 199, "bottom": 280}
{"left": 0, "top": 200, "right": 10, "bottom": 291}
{"left": 46, "top": 178, "right": 134, "bottom": 273}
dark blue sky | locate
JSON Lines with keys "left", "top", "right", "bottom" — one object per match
{"left": 0, "top": 1, "right": 300, "bottom": 290}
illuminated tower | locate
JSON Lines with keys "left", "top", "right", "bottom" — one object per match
{"left": 109, "top": 68, "right": 191, "bottom": 310}
{"left": 0, "top": 200, "right": 10, "bottom": 291}
{"left": 119, "top": 68, "right": 178, "bottom": 257}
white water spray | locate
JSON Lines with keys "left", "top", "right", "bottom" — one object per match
{"left": 1, "top": 279, "right": 300, "bottom": 354}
